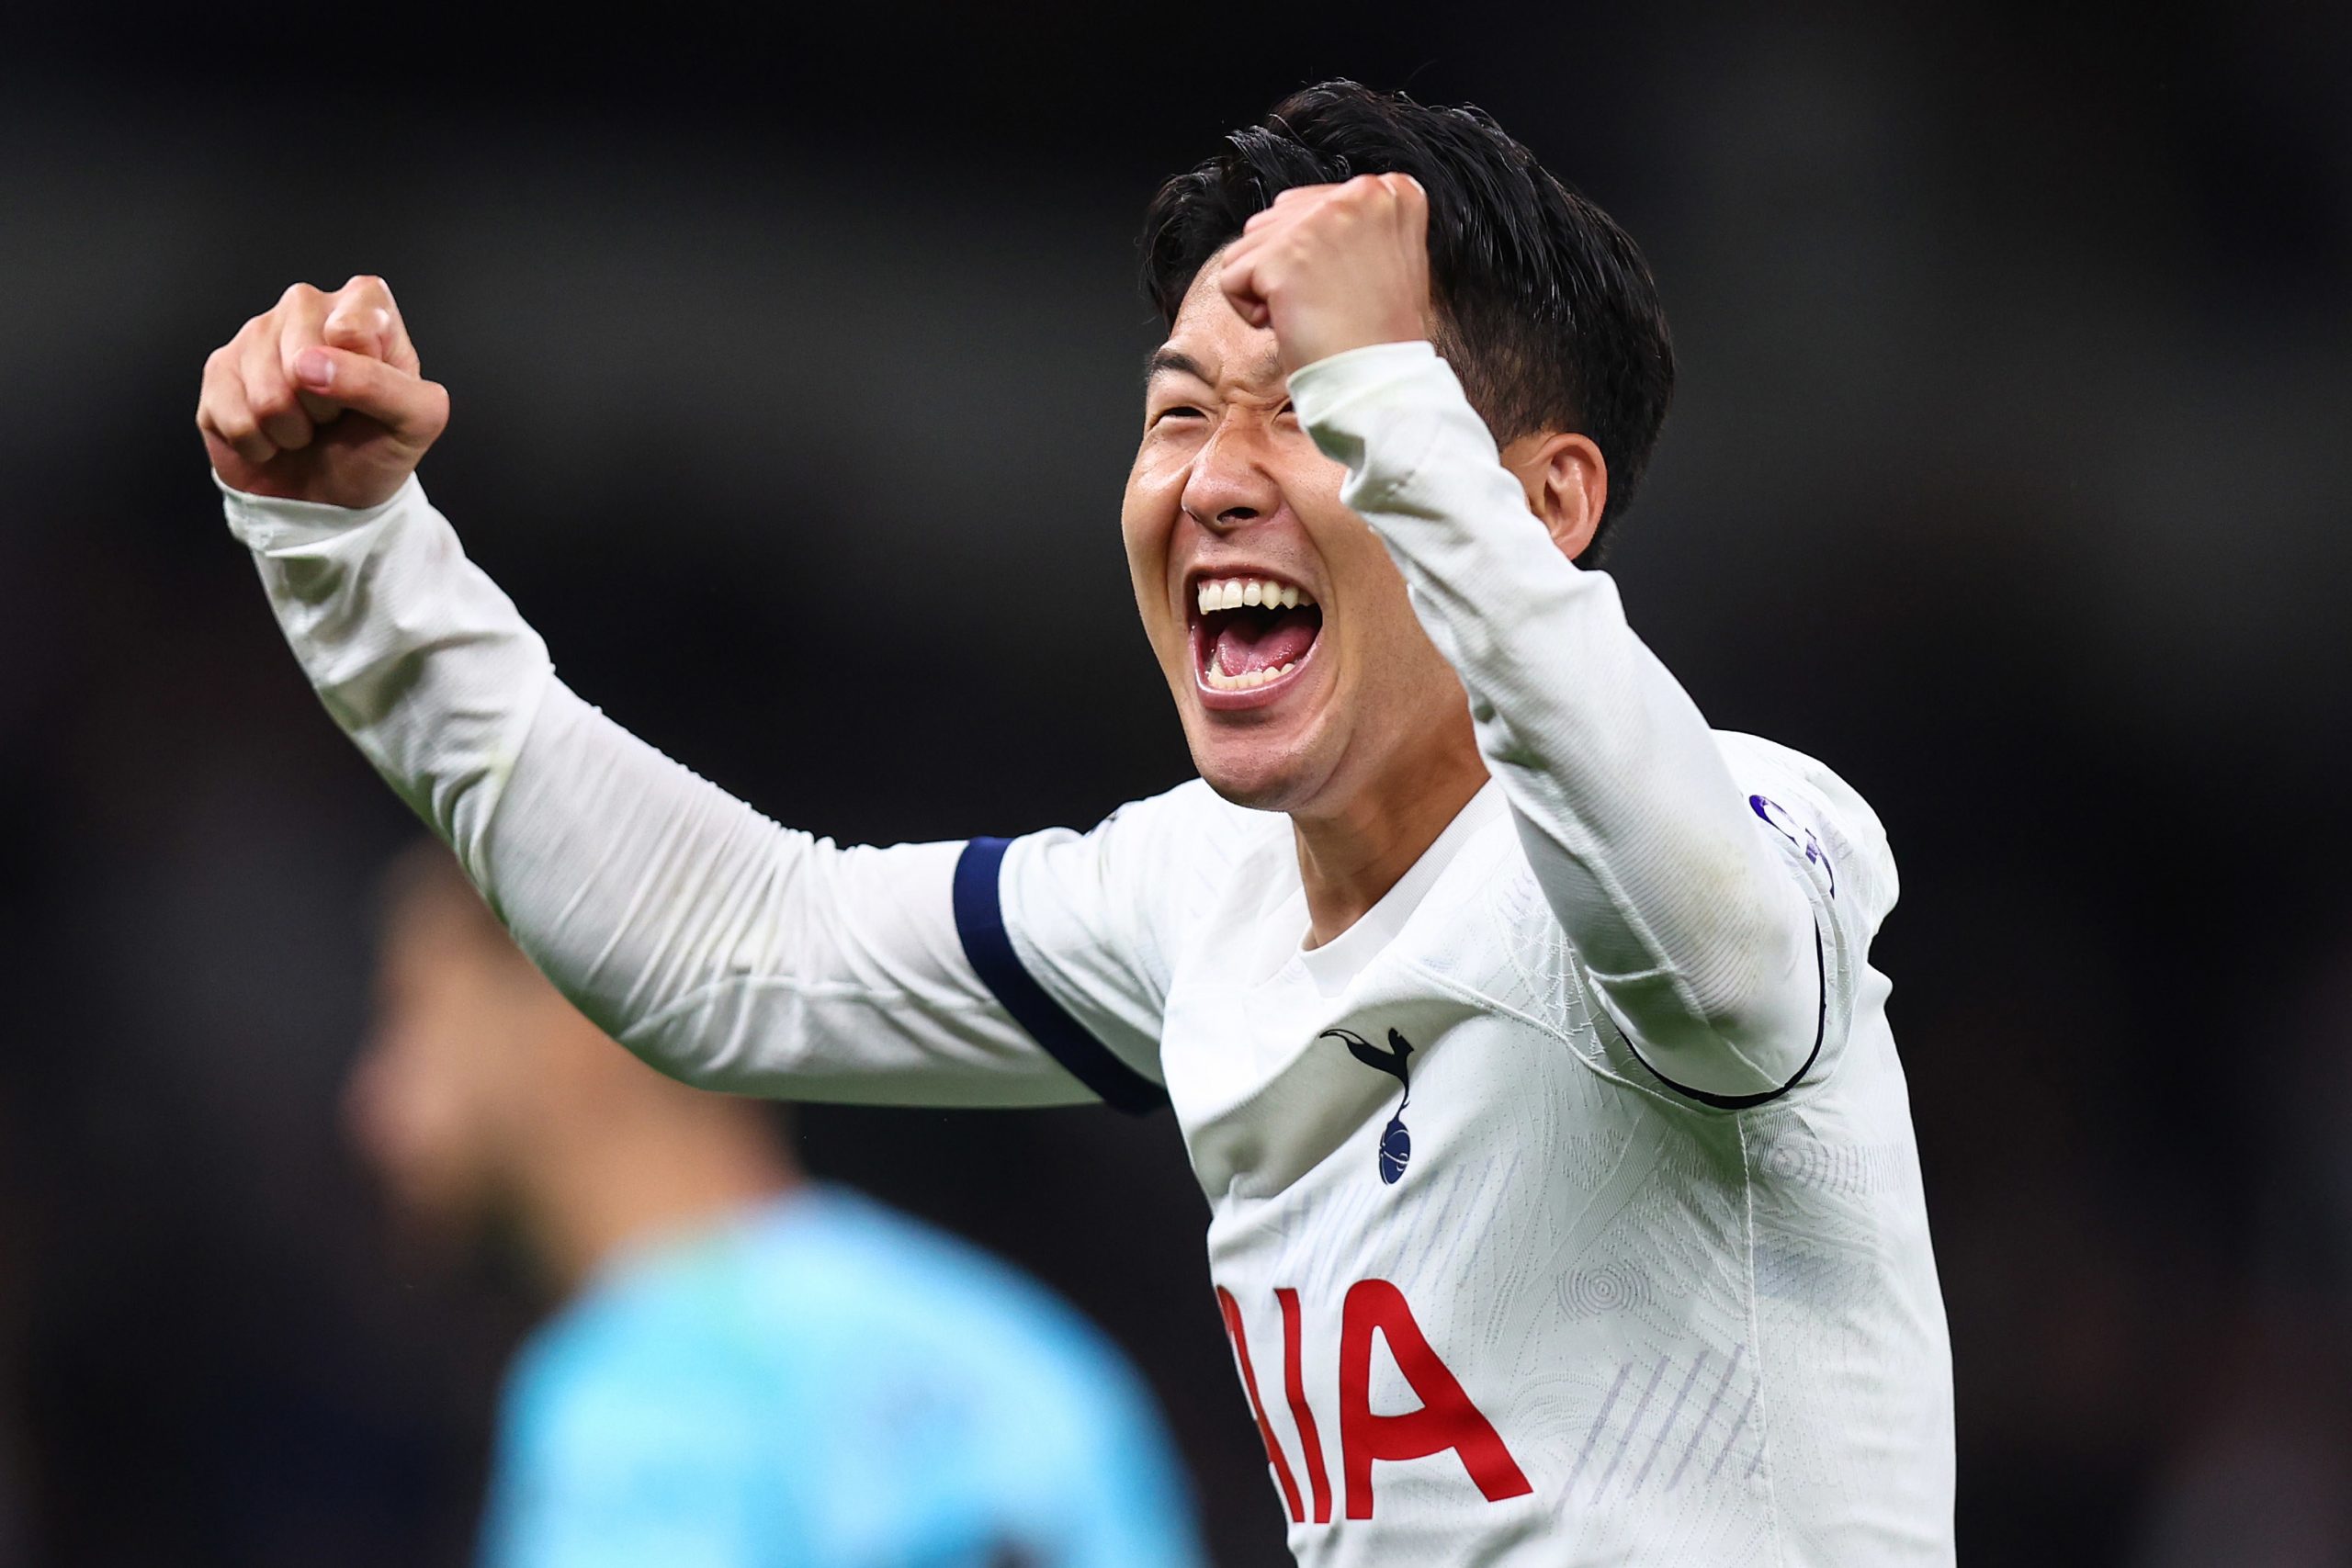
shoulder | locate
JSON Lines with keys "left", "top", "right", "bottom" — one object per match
{"left": 493, "top": 1243, "right": 785, "bottom": 1513}
{"left": 1033, "top": 776, "right": 1280, "bottom": 877}
{"left": 1712, "top": 732, "right": 1889, "bottom": 849}
{"left": 746, "top": 1191, "right": 1190, "bottom": 1503}
{"left": 492, "top": 1196, "right": 1194, "bottom": 1563}
{"left": 1712, "top": 730, "right": 1899, "bottom": 936}
{"left": 1001, "top": 776, "right": 1285, "bottom": 964}
{"left": 749, "top": 1192, "right": 1201, "bottom": 1560}
{"left": 514, "top": 1193, "right": 1147, "bottom": 1425}
{"left": 761, "top": 1190, "right": 1133, "bottom": 1371}
{"left": 506, "top": 1229, "right": 762, "bottom": 1419}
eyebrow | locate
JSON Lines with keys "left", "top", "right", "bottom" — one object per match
{"left": 1143, "top": 347, "right": 1208, "bottom": 386}
{"left": 1140, "top": 345, "right": 1286, "bottom": 393}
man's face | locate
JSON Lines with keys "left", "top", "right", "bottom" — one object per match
{"left": 1122, "top": 256, "right": 1476, "bottom": 814}
{"left": 345, "top": 889, "right": 539, "bottom": 1235}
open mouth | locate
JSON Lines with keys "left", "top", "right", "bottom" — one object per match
{"left": 1189, "top": 574, "right": 1323, "bottom": 698}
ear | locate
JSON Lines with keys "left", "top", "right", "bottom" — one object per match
{"left": 1498, "top": 431, "right": 1608, "bottom": 562}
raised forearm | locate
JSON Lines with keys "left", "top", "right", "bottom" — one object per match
{"left": 1295, "top": 344, "right": 1819, "bottom": 1096}
{"left": 222, "top": 475, "right": 1080, "bottom": 1105}
{"left": 224, "top": 473, "right": 551, "bottom": 877}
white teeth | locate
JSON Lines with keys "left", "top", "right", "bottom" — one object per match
{"left": 1193, "top": 576, "right": 1316, "bottom": 616}
{"left": 1203, "top": 657, "right": 1304, "bottom": 692}
{"left": 1194, "top": 576, "right": 1319, "bottom": 693}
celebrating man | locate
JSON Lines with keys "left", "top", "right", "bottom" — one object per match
{"left": 200, "top": 82, "right": 1954, "bottom": 1565}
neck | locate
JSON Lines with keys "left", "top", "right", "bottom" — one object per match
{"left": 1291, "top": 745, "right": 1489, "bottom": 948}
{"left": 525, "top": 1107, "right": 798, "bottom": 1298}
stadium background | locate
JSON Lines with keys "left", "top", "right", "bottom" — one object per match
{"left": 5, "top": 3, "right": 2349, "bottom": 1562}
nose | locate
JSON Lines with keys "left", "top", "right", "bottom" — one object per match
{"left": 1180, "top": 418, "right": 1282, "bottom": 534}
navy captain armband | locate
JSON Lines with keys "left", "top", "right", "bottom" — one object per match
{"left": 951, "top": 837, "right": 1169, "bottom": 1115}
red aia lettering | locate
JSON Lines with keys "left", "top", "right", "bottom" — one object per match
{"left": 1278, "top": 1287, "right": 1333, "bottom": 1524}
{"left": 1218, "top": 1279, "right": 1530, "bottom": 1526}
{"left": 1338, "top": 1279, "right": 1532, "bottom": 1518}
{"left": 1217, "top": 1285, "right": 1306, "bottom": 1522}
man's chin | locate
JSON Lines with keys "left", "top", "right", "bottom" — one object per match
{"left": 1189, "top": 729, "right": 1329, "bottom": 814}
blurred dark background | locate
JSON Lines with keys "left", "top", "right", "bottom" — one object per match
{"left": 5, "top": 2, "right": 2350, "bottom": 1562}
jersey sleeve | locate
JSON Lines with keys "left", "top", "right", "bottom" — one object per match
{"left": 962, "top": 779, "right": 1251, "bottom": 1114}
{"left": 1289, "top": 343, "right": 1831, "bottom": 1105}
{"left": 220, "top": 473, "right": 1176, "bottom": 1111}
{"left": 1704, "top": 732, "right": 1900, "bottom": 1096}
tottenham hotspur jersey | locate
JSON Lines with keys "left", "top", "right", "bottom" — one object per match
{"left": 223, "top": 342, "right": 1954, "bottom": 1567}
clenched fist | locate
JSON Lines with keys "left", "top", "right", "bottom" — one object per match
{"left": 1217, "top": 174, "right": 1432, "bottom": 376}
{"left": 196, "top": 275, "right": 448, "bottom": 511}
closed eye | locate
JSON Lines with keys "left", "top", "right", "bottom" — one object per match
{"left": 1151, "top": 404, "right": 1206, "bottom": 427}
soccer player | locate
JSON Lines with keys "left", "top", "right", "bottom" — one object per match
{"left": 352, "top": 841, "right": 1206, "bottom": 1568}
{"left": 199, "top": 81, "right": 1954, "bottom": 1564}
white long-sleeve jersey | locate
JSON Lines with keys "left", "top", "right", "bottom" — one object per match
{"left": 224, "top": 342, "right": 1953, "bottom": 1565}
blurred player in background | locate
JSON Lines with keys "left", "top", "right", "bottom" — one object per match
{"left": 203, "top": 81, "right": 1952, "bottom": 1563}
{"left": 349, "top": 840, "right": 1205, "bottom": 1568}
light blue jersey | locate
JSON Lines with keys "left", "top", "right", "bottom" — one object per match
{"left": 480, "top": 1186, "right": 1205, "bottom": 1568}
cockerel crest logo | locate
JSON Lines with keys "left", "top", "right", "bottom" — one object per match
{"left": 1320, "top": 1026, "right": 1414, "bottom": 1185}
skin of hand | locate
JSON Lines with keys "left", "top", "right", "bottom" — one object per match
{"left": 1214, "top": 174, "right": 1435, "bottom": 375}
{"left": 196, "top": 275, "right": 449, "bottom": 510}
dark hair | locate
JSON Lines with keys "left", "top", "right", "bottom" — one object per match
{"left": 1141, "top": 80, "right": 1675, "bottom": 558}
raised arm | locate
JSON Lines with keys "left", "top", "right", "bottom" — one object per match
{"left": 198, "top": 277, "right": 1161, "bottom": 1109}
{"left": 1292, "top": 344, "right": 1823, "bottom": 1100}
{"left": 1220, "top": 179, "right": 1826, "bottom": 1103}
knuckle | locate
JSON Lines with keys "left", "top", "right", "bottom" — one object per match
{"left": 279, "top": 280, "right": 320, "bottom": 306}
